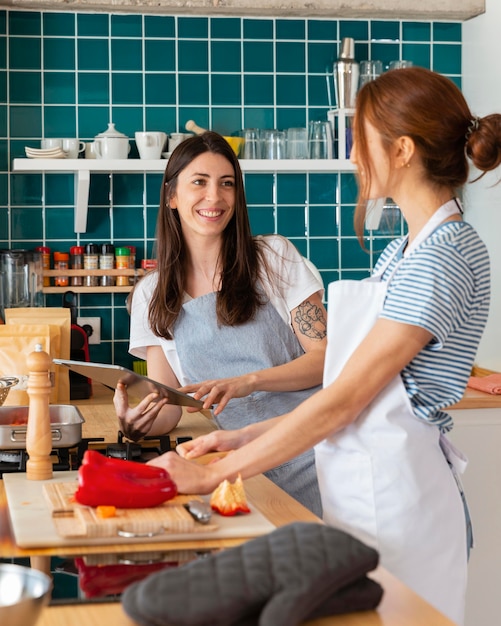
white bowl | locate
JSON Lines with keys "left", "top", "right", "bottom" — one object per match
{"left": 0, "top": 564, "right": 52, "bottom": 626}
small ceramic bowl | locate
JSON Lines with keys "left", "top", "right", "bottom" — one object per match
{"left": 0, "top": 377, "right": 18, "bottom": 407}
{"left": 223, "top": 136, "right": 244, "bottom": 157}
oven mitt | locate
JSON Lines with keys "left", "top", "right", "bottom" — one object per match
{"left": 121, "top": 522, "right": 382, "bottom": 626}
{"left": 233, "top": 576, "right": 384, "bottom": 626}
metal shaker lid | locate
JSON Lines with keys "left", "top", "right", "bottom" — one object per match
{"left": 339, "top": 37, "right": 355, "bottom": 60}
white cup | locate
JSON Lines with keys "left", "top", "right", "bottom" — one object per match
{"left": 168, "top": 133, "right": 193, "bottom": 153}
{"left": 84, "top": 142, "right": 97, "bottom": 159}
{"left": 94, "top": 137, "right": 130, "bottom": 160}
{"left": 41, "top": 138, "right": 62, "bottom": 150}
{"left": 135, "top": 131, "right": 167, "bottom": 159}
{"left": 41, "top": 138, "right": 85, "bottom": 158}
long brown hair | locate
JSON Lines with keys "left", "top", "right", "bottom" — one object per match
{"left": 148, "top": 131, "right": 267, "bottom": 339}
{"left": 353, "top": 66, "right": 501, "bottom": 243}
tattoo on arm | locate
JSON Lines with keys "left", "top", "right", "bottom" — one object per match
{"left": 294, "top": 300, "right": 327, "bottom": 340}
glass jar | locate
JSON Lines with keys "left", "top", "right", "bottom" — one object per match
{"left": 125, "top": 245, "right": 136, "bottom": 286}
{"left": 84, "top": 243, "right": 99, "bottom": 287}
{"left": 35, "top": 246, "right": 51, "bottom": 287}
{"left": 53, "top": 252, "right": 69, "bottom": 287}
{"left": 100, "top": 243, "right": 115, "bottom": 287}
{"left": 70, "top": 245, "right": 84, "bottom": 286}
{"left": 115, "top": 247, "right": 130, "bottom": 286}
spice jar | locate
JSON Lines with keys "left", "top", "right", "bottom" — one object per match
{"left": 70, "top": 245, "right": 84, "bottom": 286}
{"left": 53, "top": 252, "right": 69, "bottom": 287}
{"left": 35, "top": 246, "right": 51, "bottom": 287}
{"left": 84, "top": 243, "right": 99, "bottom": 287}
{"left": 115, "top": 246, "right": 130, "bottom": 286}
{"left": 141, "top": 259, "right": 158, "bottom": 272}
{"left": 100, "top": 243, "right": 115, "bottom": 287}
{"left": 125, "top": 245, "right": 136, "bottom": 285}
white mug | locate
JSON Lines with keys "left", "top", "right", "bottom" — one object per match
{"left": 84, "top": 142, "right": 97, "bottom": 159}
{"left": 41, "top": 138, "right": 85, "bottom": 159}
{"left": 94, "top": 137, "right": 130, "bottom": 160}
{"left": 135, "top": 131, "right": 167, "bottom": 159}
{"left": 168, "top": 133, "right": 192, "bottom": 153}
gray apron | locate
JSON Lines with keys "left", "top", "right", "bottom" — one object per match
{"left": 174, "top": 292, "right": 322, "bottom": 517}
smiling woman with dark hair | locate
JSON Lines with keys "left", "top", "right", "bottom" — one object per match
{"left": 114, "top": 131, "right": 327, "bottom": 516}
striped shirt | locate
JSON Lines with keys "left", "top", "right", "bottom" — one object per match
{"left": 375, "top": 221, "right": 491, "bottom": 431}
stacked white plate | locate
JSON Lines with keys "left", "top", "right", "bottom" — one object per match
{"left": 25, "top": 146, "right": 68, "bottom": 159}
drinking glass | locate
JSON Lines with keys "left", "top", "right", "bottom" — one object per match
{"left": 308, "top": 121, "right": 332, "bottom": 159}
{"left": 262, "top": 130, "right": 286, "bottom": 160}
{"left": 388, "top": 60, "right": 413, "bottom": 70}
{"left": 286, "top": 128, "right": 308, "bottom": 159}
{"left": 240, "top": 129, "right": 262, "bottom": 159}
{"left": 359, "top": 60, "right": 383, "bottom": 88}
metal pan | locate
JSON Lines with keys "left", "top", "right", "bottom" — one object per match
{"left": 0, "top": 405, "right": 85, "bottom": 450}
{"left": 53, "top": 359, "right": 205, "bottom": 409}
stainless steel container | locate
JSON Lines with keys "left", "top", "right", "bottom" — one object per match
{"left": 0, "top": 405, "right": 85, "bottom": 450}
{"left": 333, "top": 37, "right": 359, "bottom": 109}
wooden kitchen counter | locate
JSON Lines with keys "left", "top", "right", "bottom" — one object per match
{"left": 0, "top": 476, "right": 455, "bottom": 626}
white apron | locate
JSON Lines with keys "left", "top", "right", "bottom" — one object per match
{"left": 315, "top": 200, "right": 468, "bottom": 625}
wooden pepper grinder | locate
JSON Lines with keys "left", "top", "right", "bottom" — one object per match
{"left": 26, "top": 344, "right": 53, "bottom": 480}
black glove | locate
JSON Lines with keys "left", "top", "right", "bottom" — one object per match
{"left": 122, "top": 522, "right": 383, "bottom": 626}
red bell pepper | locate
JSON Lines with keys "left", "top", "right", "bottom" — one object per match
{"left": 209, "top": 474, "right": 250, "bottom": 516}
{"left": 75, "top": 557, "right": 177, "bottom": 598}
{"left": 75, "top": 450, "right": 177, "bottom": 508}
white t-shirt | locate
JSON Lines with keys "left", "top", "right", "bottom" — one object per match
{"left": 129, "top": 234, "right": 324, "bottom": 385}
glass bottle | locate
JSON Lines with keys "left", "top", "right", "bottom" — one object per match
{"left": 100, "top": 243, "right": 115, "bottom": 287}
{"left": 53, "top": 252, "right": 69, "bottom": 287}
{"left": 115, "top": 247, "right": 130, "bottom": 286}
{"left": 70, "top": 245, "right": 84, "bottom": 286}
{"left": 84, "top": 243, "right": 99, "bottom": 287}
{"left": 35, "top": 246, "right": 51, "bottom": 287}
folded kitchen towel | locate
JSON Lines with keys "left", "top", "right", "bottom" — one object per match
{"left": 121, "top": 522, "right": 383, "bottom": 626}
{"left": 467, "top": 374, "right": 501, "bottom": 395}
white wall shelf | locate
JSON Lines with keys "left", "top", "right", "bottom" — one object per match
{"left": 12, "top": 158, "right": 355, "bottom": 233}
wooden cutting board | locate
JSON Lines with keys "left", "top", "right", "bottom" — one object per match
{"left": 43, "top": 482, "right": 218, "bottom": 539}
{"left": 3, "top": 471, "right": 275, "bottom": 548}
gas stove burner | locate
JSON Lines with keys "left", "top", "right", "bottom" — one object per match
{"left": 0, "top": 450, "right": 22, "bottom": 464}
{"left": 106, "top": 442, "right": 142, "bottom": 461}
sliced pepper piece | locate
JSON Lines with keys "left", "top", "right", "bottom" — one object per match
{"left": 75, "top": 450, "right": 177, "bottom": 509}
{"left": 96, "top": 505, "right": 117, "bottom": 519}
{"left": 210, "top": 474, "right": 250, "bottom": 516}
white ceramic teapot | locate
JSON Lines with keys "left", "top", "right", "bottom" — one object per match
{"left": 94, "top": 123, "right": 130, "bottom": 160}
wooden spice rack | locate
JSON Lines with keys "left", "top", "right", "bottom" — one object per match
{"left": 42, "top": 269, "right": 145, "bottom": 294}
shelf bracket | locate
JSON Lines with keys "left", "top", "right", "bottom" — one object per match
{"left": 74, "top": 169, "right": 90, "bottom": 233}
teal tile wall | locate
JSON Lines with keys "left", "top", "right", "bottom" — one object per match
{"left": 0, "top": 9, "right": 462, "bottom": 367}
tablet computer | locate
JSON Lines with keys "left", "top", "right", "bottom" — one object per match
{"left": 53, "top": 359, "right": 205, "bottom": 409}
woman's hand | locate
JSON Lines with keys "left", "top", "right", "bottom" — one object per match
{"left": 179, "top": 374, "right": 256, "bottom": 416}
{"left": 176, "top": 428, "right": 249, "bottom": 459}
{"left": 113, "top": 382, "right": 169, "bottom": 441}
{"left": 147, "top": 451, "right": 224, "bottom": 495}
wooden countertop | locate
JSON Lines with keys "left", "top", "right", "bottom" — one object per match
{"left": 0, "top": 476, "right": 455, "bottom": 626}
{"left": 0, "top": 384, "right": 455, "bottom": 626}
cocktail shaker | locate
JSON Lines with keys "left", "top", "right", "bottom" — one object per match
{"left": 333, "top": 37, "right": 359, "bottom": 109}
